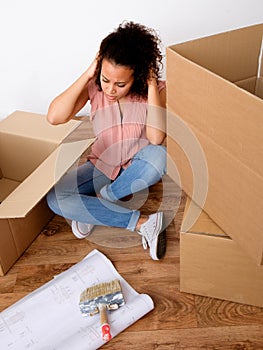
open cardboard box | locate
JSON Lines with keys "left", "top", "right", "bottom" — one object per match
{"left": 0, "top": 111, "right": 94, "bottom": 275}
{"left": 180, "top": 196, "right": 263, "bottom": 308}
{"left": 166, "top": 23, "right": 263, "bottom": 265}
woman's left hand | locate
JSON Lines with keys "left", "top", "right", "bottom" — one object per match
{"left": 147, "top": 69, "right": 158, "bottom": 87}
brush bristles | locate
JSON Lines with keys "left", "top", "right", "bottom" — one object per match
{"left": 80, "top": 279, "right": 122, "bottom": 302}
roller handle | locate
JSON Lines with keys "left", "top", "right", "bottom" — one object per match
{"left": 99, "top": 304, "right": 112, "bottom": 342}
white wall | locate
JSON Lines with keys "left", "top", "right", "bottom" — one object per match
{"left": 0, "top": 0, "right": 263, "bottom": 120}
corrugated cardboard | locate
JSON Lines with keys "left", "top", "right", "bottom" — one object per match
{"left": 0, "top": 111, "right": 94, "bottom": 275}
{"left": 180, "top": 196, "right": 263, "bottom": 308}
{"left": 166, "top": 23, "right": 263, "bottom": 265}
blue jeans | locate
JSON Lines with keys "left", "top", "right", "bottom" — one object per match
{"left": 46, "top": 144, "right": 166, "bottom": 231}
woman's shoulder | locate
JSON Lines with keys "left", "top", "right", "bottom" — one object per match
{"left": 87, "top": 78, "right": 100, "bottom": 99}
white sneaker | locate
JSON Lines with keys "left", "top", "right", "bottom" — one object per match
{"left": 137, "top": 212, "right": 166, "bottom": 260}
{"left": 71, "top": 221, "right": 94, "bottom": 239}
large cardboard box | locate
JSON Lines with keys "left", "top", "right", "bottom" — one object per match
{"left": 166, "top": 23, "right": 263, "bottom": 265}
{"left": 0, "top": 111, "right": 93, "bottom": 275}
{"left": 180, "top": 196, "right": 263, "bottom": 308}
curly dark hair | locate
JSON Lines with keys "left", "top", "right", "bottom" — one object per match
{"left": 94, "top": 21, "right": 163, "bottom": 99}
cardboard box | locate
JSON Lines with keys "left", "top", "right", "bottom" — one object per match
{"left": 0, "top": 111, "right": 93, "bottom": 275}
{"left": 166, "top": 23, "right": 263, "bottom": 265}
{"left": 180, "top": 196, "right": 263, "bottom": 308}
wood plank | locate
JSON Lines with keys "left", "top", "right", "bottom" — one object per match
{"left": 101, "top": 326, "right": 263, "bottom": 349}
{"left": 195, "top": 296, "right": 263, "bottom": 327}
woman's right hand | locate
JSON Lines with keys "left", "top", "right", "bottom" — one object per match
{"left": 86, "top": 54, "right": 99, "bottom": 79}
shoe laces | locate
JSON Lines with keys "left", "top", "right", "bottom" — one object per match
{"left": 140, "top": 228, "right": 155, "bottom": 250}
{"left": 137, "top": 213, "right": 161, "bottom": 250}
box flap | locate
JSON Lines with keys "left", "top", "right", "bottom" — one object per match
{"left": 181, "top": 196, "right": 227, "bottom": 237}
{"left": 0, "top": 111, "right": 81, "bottom": 144}
{"left": 0, "top": 138, "right": 94, "bottom": 218}
{"left": 169, "top": 23, "right": 263, "bottom": 82}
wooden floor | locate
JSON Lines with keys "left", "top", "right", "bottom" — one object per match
{"left": 1, "top": 119, "right": 263, "bottom": 349}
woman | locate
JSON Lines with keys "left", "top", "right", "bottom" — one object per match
{"left": 46, "top": 21, "right": 167, "bottom": 260}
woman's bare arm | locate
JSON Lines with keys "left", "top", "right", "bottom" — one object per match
{"left": 47, "top": 57, "right": 97, "bottom": 125}
{"left": 146, "top": 77, "right": 166, "bottom": 144}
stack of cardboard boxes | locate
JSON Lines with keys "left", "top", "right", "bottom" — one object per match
{"left": 166, "top": 23, "right": 263, "bottom": 307}
{"left": 0, "top": 111, "right": 93, "bottom": 275}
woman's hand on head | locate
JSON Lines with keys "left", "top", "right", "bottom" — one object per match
{"left": 87, "top": 54, "right": 99, "bottom": 79}
{"left": 147, "top": 69, "right": 158, "bottom": 88}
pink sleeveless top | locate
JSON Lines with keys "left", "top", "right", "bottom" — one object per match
{"left": 87, "top": 78, "right": 165, "bottom": 179}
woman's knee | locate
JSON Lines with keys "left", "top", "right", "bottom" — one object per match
{"left": 46, "top": 187, "right": 58, "bottom": 212}
{"left": 138, "top": 144, "right": 166, "bottom": 174}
